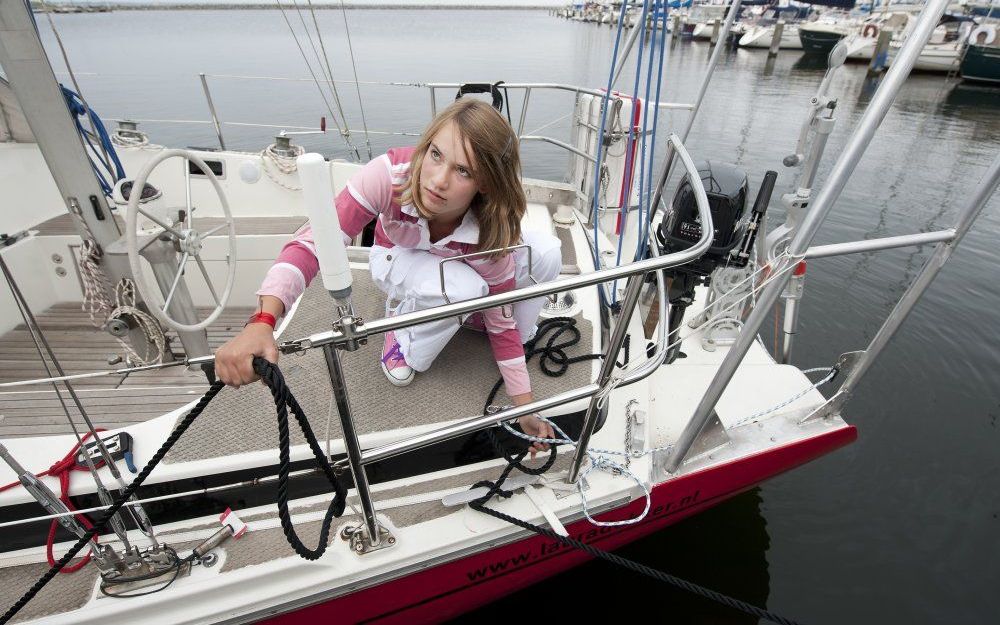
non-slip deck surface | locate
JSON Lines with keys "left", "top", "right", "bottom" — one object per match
{"left": 165, "top": 268, "right": 595, "bottom": 463}
{"left": 0, "top": 304, "right": 253, "bottom": 438}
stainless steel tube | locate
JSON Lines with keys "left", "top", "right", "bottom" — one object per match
{"left": 611, "top": 3, "right": 647, "bottom": 88}
{"left": 516, "top": 87, "right": 532, "bottom": 136}
{"left": 664, "top": 0, "right": 950, "bottom": 474}
{"left": 519, "top": 135, "right": 598, "bottom": 163}
{"left": 816, "top": 151, "right": 1000, "bottom": 417}
{"left": 568, "top": 273, "right": 646, "bottom": 483}
{"left": 805, "top": 230, "right": 956, "bottom": 259}
{"left": 322, "top": 344, "right": 381, "bottom": 546}
{"left": 199, "top": 73, "right": 226, "bottom": 150}
{"left": 424, "top": 82, "right": 693, "bottom": 109}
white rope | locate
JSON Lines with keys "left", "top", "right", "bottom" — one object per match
{"left": 729, "top": 366, "right": 838, "bottom": 427}
{"left": 110, "top": 129, "right": 150, "bottom": 148}
{"left": 106, "top": 279, "right": 167, "bottom": 366}
{"left": 261, "top": 143, "right": 305, "bottom": 191}
{"left": 77, "top": 239, "right": 115, "bottom": 327}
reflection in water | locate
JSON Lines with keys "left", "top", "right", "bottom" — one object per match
{"left": 791, "top": 53, "right": 829, "bottom": 72}
{"left": 858, "top": 73, "right": 883, "bottom": 102}
{"left": 763, "top": 55, "right": 777, "bottom": 77}
{"left": 453, "top": 489, "right": 770, "bottom": 623}
{"left": 944, "top": 82, "right": 1000, "bottom": 111}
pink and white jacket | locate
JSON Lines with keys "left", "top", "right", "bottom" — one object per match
{"left": 257, "top": 147, "right": 531, "bottom": 396}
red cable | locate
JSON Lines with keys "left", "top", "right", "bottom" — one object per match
{"left": 1, "top": 430, "right": 106, "bottom": 573}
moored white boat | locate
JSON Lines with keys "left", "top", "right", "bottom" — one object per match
{"left": 738, "top": 23, "right": 803, "bottom": 49}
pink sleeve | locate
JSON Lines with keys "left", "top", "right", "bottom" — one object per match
{"left": 467, "top": 254, "right": 531, "bottom": 396}
{"left": 336, "top": 153, "right": 394, "bottom": 239}
{"left": 256, "top": 155, "right": 394, "bottom": 314}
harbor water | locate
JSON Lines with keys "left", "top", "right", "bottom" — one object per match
{"left": 21, "top": 7, "right": 1000, "bottom": 624}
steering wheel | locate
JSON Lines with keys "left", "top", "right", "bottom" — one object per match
{"left": 125, "top": 148, "right": 237, "bottom": 333}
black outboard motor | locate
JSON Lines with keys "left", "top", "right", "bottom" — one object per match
{"left": 658, "top": 160, "right": 751, "bottom": 275}
{"left": 656, "top": 161, "right": 776, "bottom": 363}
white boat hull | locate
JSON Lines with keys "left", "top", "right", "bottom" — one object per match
{"left": 739, "top": 25, "right": 803, "bottom": 50}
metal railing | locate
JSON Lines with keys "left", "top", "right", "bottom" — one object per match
{"left": 111, "top": 76, "right": 694, "bottom": 176}
{"left": 663, "top": 0, "right": 956, "bottom": 473}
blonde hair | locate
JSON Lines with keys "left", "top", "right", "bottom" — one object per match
{"left": 399, "top": 99, "right": 525, "bottom": 259}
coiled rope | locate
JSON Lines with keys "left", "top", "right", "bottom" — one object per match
{"left": 70, "top": 201, "right": 167, "bottom": 366}
{"left": 106, "top": 279, "right": 167, "bottom": 366}
{"left": 261, "top": 143, "right": 305, "bottom": 191}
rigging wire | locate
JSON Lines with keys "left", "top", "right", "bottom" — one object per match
{"left": 39, "top": 2, "right": 114, "bottom": 175}
{"left": 638, "top": 0, "right": 671, "bottom": 262}
{"left": 0, "top": 257, "right": 148, "bottom": 550}
{"left": 611, "top": 0, "right": 653, "bottom": 304}
{"left": 589, "top": 0, "right": 630, "bottom": 309}
{"left": 337, "top": 0, "right": 373, "bottom": 159}
{"left": 300, "top": 0, "right": 362, "bottom": 160}
{"left": 274, "top": 0, "right": 355, "bottom": 159}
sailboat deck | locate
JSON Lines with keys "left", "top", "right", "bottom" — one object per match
{"left": 0, "top": 303, "right": 254, "bottom": 438}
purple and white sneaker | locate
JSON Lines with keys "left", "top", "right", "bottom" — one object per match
{"left": 381, "top": 331, "right": 414, "bottom": 387}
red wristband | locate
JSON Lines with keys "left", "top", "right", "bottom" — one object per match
{"left": 245, "top": 312, "right": 277, "bottom": 328}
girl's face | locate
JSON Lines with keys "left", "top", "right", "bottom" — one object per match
{"left": 418, "top": 121, "right": 481, "bottom": 224}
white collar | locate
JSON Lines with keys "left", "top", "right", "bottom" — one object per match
{"left": 401, "top": 203, "right": 481, "bottom": 246}
{"left": 442, "top": 209, "right": 481, "bottom": 245}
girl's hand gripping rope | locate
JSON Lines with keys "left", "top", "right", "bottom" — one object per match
{"left": 517, "top": 414, "right": 555, "bottom": 460}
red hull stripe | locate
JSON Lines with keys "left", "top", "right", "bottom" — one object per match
{"left": 261, "top": 425, "right": 856, "bottom": 624}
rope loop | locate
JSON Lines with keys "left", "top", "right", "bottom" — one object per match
{"left": 252, "top": 357, "right": 347, "bottom": 560}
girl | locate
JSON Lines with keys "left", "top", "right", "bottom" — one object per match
{"left": 216, "top": 98, "right": 561, "bottom": 454}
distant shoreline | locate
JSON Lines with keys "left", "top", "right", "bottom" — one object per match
{"left": 32, "top": 3, "right": 557, "bottom": 11}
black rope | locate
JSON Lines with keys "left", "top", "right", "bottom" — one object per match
{"left": 483, "top": 316, "right": 605, "bottom": 410}
{"left": 254, "top": 357, "right": 347, "bottom": 560}
{"left": 469, "top": 495, "right": 804, "bottom": 625}
{"left": 480, "top": 316, "right": 598, "bottom": 472}
{"left": 1, "top": 358, "right": 348, "bottom": 624}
